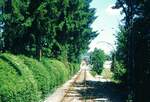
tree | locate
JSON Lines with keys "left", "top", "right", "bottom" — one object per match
{"left": 90, "top": 49, "right": 106, "bottom": 75}
{"left": 1, "top": 0, "right": 97, "bottom": 63}
{"left": 114, "top": 0, "right": 150, "bottom": 101}
{"left": 112, "top": 26, "right": 127, "bottom": 82}
{"left": 115, "top": 26, "right": 127, "bottom": 70}
{"left": 54, "top": 0, "right": 97, "bottom": 63}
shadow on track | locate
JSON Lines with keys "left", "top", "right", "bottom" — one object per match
{"left": 77, "top": 80, "right": 128, "bottom": 102}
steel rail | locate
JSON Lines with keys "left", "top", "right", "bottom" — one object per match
{"left": 83, "top": 68, "right": 87, "bottom": 102}
{"left": 60, "top": 69, "right": 83, "bottom": 102}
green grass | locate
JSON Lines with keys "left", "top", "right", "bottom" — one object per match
{"left": 101, "top": 68, "right": 113, "bottom": 79}
{"left": 90, "top": 70, "right": 97, "bottom": 77}
{"left": 101, "top": 68, "right": 121, "bottom": 83}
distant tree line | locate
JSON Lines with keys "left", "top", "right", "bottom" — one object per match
{"left": 113, "top": 0, "right": 150, "bottom": 101}
{"left": 0, "top": 0, "right": 97, "bottom": 62}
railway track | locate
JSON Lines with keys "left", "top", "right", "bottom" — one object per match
{"left": 60, "top": 69, "right": 87, "bottom": 102}
{"left": 45, "top": 64, "right": 124, "bottom": 102}
{"left": 60, "top": 68, "right": 110, "bottom": 102}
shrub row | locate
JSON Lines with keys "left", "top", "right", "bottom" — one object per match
{"left": 0, "top": 53, "right": 79, "bottom": 102}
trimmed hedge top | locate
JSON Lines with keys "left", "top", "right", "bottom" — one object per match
{"left": 19, "top": 56, "right": 51, "bottom": 98}
{"left": 0, "top": 53, "right": 80, "bottom": 102}
{"left": 0, "top": 53, "right": 40, "bottom": 102}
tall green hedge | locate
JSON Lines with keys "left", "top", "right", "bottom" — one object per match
{"left": 41, "top": 58, "right": 59, "bottom": 89}
{"left": 0, "top": 54, "right": 40, "bottom": 102}
{"left": 68, "top": 63, "right": 80, "bottom": 76}
{"left": 41, "top": 58, "right": 72, "bottom": 88}
{"left": 0, "top": 53, "right": 80, "bottom": 102}
{"left": 47, "top": 60, "right": 69, "bottom": 84}
{"left": 19, "top": 56, "right": 51, "bottom": 98}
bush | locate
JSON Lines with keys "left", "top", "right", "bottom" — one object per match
{"left": 68, "top": 63, "right": 74, "bottom": 76}
{"left": 19, "top": 56, "right": 51, "bottom": 98}
{"left": 0, "top": 53, "right": 40, "bottom": 102}
{"left": 90, "top": 70, "right": 97, "bottom": 76}
{"left": 113, "top": 61, "right": 126, "bottom": 81}
{"left": 41, "top": 58, "right": 69, "bottom": 86}
{"left": 40, "top": 58, "right": 58, "bottom": 90}
{"left": 41, "top": 58, "right": 80, "bottom": 88}
{"left": 90, "top": 49, "right": 106, "bottom": 75}
{"left": 49, "top": 60, "right": 69, "bottom": 83}
{"left": 0, "top": 53, "right": 80, "bottom": 102}
{"left": 68, "top": 63, "right": 80, "bottom": 76}
{"left": 72, "top": 63, "right": 80, "bottom": 74}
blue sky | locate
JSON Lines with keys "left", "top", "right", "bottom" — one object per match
{"left": 89, "top": 0, "right": 123, "bottom": 54}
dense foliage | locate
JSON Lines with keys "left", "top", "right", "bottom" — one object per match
{"left": 0, "top": 0, "right": 97, "bottom": 62}
{"left": 113, "top": 60, "right": 126, "bottom": 81}
{"left": 0, "top": 54, "right": 40, "bottom": 102}
{"left": 112, "top": 26, "right": 127, "bottom": 81}
{"left": 0, "top": 53, "right": 79, "bottom": 102}
{"left": 19, "top": 56, "right": 52, "bottom": 98}
{"left": 0, "top": 0, "right": 96, "bottom": 101}
{"left": 90, "top": 49, "right": 106, "bottom": 75}
{"left": 114, "top": 0, "right": 150, "bottom": 101}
